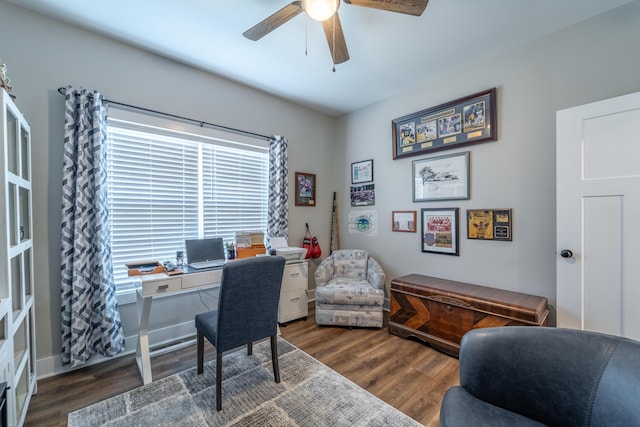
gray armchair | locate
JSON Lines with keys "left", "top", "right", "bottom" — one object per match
{"left": 440, "top": 326, "right": 640, "bottom": 427}
{"left": 314, "top": 249, "right": 385, "bottom": 328}
{"left": 195, "top": 256, "right": 286, "bottom": 411}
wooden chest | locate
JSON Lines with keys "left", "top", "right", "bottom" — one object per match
{"left": 389, "top": 274, "right": 549, "bottom": 357}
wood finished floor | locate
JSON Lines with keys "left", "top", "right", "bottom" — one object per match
{"left": 25, "top": 304, "right": 459, "bottom": 426}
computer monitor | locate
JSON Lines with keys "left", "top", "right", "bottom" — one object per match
{"left": 185, "top": 237, "right": 225, "bottom": 264}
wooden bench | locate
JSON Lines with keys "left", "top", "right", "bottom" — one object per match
{"left": 389, "top": 274, "right": 549, "bottom": 357}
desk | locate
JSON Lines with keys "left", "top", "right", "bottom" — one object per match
{"left": 134, "top": 259, "right": 309, "bottom": 385}
{"left": 135, "top": 267, "right": 222, "bottom": 385}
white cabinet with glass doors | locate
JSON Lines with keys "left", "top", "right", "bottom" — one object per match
{"left": 0, "top": 88, "right": 36, "bottom": 427}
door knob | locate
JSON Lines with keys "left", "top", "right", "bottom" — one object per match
{"left": 560, "top": 249, "right": 573, "bottom": 258}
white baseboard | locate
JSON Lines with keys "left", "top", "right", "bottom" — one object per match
{"left": 36, "top": 320, "right": 197, "bottom": 380}
{"left": 37, "top": 295, "right": 392, "bottom": 379}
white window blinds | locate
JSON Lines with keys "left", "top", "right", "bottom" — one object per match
{"left": 106, "top": 117, "right": 269, "bottom": 290}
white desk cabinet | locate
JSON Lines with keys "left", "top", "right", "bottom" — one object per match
{"left": 278, "top": 261, "right": 309, "bottom": 325}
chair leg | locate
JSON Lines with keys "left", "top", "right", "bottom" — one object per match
{"left": 197, "top": 330, "right": 204, "bottom": 374}
{"left": 216, "top": 352, "right": 223, "bottom": 411}
{"left": 247, "top": 342, "right": 253, "bottom": 355}
{"left": 270, "top": 335, "right": 280, "bottom": 383}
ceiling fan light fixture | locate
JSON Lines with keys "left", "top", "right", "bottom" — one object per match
{"left": 302, "top": 0, "right": 339, "bottom": 22}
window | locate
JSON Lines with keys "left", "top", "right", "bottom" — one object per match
{"left": 106, "top": 111, "right": 269, "bottom": 290}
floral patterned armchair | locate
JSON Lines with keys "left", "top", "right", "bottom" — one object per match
{"left": 314, "top": 249, "right": 385, "bottom": 328}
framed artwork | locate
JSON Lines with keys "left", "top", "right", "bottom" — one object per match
{"left": 392, "top": 88, "right": 497, "bottom": 159}
{"left": 413, "top": 151, "right": 470, "bottom": 202}
{"left": 392, "top": 210, "right": 417, "bottom": 232}
{"left": 421, "top": 208, "right": 459, "bottom": 255}
{"left": 467, "top": 209, "right": 512, "bottom": 241}
{"left": 351, "top": 159, "right": 374, "bottom": 184}
{"left": 295, "top": 172, "right": 316, "bottom": 206}
{"left": 350, "top": 184, "right": 375, "bottom": 206}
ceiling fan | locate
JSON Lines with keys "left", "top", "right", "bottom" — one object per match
{"left": 243, "top": 0, "right": 429, "bottom": 65}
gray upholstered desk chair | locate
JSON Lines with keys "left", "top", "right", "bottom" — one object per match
{"left": 195, "top": 255, "right": 286, "bottom": 411}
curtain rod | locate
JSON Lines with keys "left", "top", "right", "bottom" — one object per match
{"left": 57, "top": 87, "right": 270, "bottom": 141}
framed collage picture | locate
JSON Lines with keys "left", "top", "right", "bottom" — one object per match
{"left": 392, "top": 88, "right": 497, "bottom": 160}
{"left": 421, "top": 208, "right": 459, "bottom": 255}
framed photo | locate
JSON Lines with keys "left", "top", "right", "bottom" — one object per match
{"left": 351, "top": 184, "right": 375, "bottom": 207}
{"left": 295, "top": 172, "right": 316, "bottom": 206}
{"left": 467, "top": 209, "right": 512, "bottom": 241}
{"left": 413, "top": 151, "right": 470, "bottom": 202}
{"left": 421, "top": 208, "right": 459, "bottom": 255}
{"left": 351, "top": 159, "right": 373, "bottom": 184}
{"left": 392, "top": 210, "right": 417, "bottom": 232}
{"left": 392, "top": 88, "right": 497, "bottom": 159}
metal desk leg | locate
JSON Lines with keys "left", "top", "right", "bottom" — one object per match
{"left": 135, "top": 291, "right": 153, "bottom": 385}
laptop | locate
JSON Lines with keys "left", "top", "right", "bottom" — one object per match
{"left": 185, "top": 237, "right": 226, "bottom": 269}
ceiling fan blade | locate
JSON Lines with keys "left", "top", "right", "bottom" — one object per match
{"left": 343, "top": 0, "right": 428, "bottom": 16}
{"left": 322, "top": 13, "right": 350, "bottom": 64}
{"left": 243, "top": 1, "right": 304, "bottom": 41}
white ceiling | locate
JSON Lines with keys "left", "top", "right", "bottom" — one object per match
{"left": 7, "top": 0, "right": 634, "bottom": 116}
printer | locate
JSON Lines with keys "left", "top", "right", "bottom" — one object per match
{"left": 270, "top": 237, "right": 307, "bottom": 263}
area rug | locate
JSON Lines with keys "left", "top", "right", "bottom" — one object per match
{"left": 68, "top": 338, "right": 422, "bottom": 426}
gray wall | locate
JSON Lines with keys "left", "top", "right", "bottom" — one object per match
{"left": 335, "top": 1, "right": 640, "bottom": 320}
{"left": 0, "top": 1, "right": 336, "bottom": 376}
{"left": 1, "top": 0, "right": 640, "bottom": 378}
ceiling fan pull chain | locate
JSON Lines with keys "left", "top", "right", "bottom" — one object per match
{"left": 305, "top": 17, "right": 308, "bottom": 56}
{"left": 332, "top": 14, "right": 336, "bottom": 72}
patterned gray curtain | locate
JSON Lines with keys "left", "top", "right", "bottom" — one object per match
{"left": 266, "top": 135, "right": 289, "bottom": 250}
{"left": 60, "top": 86, "right": 125, "bottom": 367}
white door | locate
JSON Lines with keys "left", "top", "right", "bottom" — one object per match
{"left": 556, "top": 91, "right": 640, "bottom": 340}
